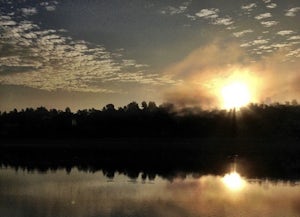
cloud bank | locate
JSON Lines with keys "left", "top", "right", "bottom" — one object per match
{"left": 0, "top": 7, "right": 174, "bottom": 93}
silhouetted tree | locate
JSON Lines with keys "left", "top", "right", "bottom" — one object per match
{"left": 148, "top": 101, "right": 158, "bottom": 112}
{"left": 65, "top": 107, "right": 71, "bottom": 113}
{"left": 141, "top": 101, "right": 148, "bottom": 111}
{"left": 292, "top": 99, "right": 298, "bottom": 106}
{"left": 103, "top": 103, "right": 115, "bottom": 112}
{"left": 125, "top": 101, "right": 140, "bottom": 112}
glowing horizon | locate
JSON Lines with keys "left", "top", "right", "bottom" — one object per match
{"left": 222, "top": 171, "right": 245, "bottom": 191}
{"left": 221, "top": 81, "right": 251, "bottom": 109}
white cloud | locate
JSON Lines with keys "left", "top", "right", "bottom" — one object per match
{"left": 40, "top": 1, "right": 58, "bottom": 6}
{"left": 255, "top": 13, "right": 272, "bottom": 20}
{"left": 241, "top": 3, "right": 257, "bottom": 11}
{"left": 271, "top": 43, "right": 289, "bottom": 48}
{"left": 286, "top": 48, "right": 300, "bottom": 57}
{"left": 290, "top": 41, "right": 300, "bottom": 46}
{"left": 285, "top": 7, "right": 300, "bottom": 17}
{"left": 266, "top": 3, "right": 277, "bottom": 9}
{"left": 195, "top": 8, "right": 219, "bottom": 19}
{"left": 261, "top": 0, "right": 276, "bottom": 9}
{"left": 161, "top": 1, "right": 190, "bottom": 15}
{"left": 0, "top": 14, "right": 168, "bottom": 93}
{"left": 23, "top": 32, "right": 38, "bottom": 39}
{"left": 240, "top": 39, "right": 269, "bottom": 48}
{"left": 277, "top": 30, "right": 294, "bottom": 36}
{"left": 287, "top": 35, "right": 300, "bottom": 40}
{"left": 195, "top": 8, "right": 233, "bottom": 26}
{"left": 21, "top": 7, "right": 37, "bottom": 16}
{"left": 186, "top": 14, "right": 196, "bottom": 21}
{"left": 226, "top": 26, "right": 236, "bottom": 30}
{"left": 0, "top": 19, "right": 16, "bottom": 26}
{"left": 258, "top": 45, "right": 273, "bottom": 50}
{"left": 252, "top": 39, "right": 269, "bottom": 45}
{"left": 40, "top": 2, "right": 48, "bottom": 6}
{"left": 233, "top": 29, "right": 253, "bottom": 37}
{"left": 45, "top": 6, "right": 56, "bottom": 11}
{"left": 240, "top": 43, "right": 254, "bottom": 48}
{"left": 212, "top": 17, "right": 233, "bottom": 26}
{"left": 261, "top": 21, "right": 279, "bottom": 27}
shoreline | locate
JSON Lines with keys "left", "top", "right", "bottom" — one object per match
{"left": 1, "top": 137, "right": 299, "bottom": 180}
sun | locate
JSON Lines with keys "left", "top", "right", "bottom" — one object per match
{"left": 221, "top": 81, "right": 251, "bottom": 110}
{"left": 222, "top": 172, "right": 245, "bottom": 191}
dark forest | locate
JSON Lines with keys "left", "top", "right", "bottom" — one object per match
{"left": 1, "top": 101, "right": 300, "bottom": 139}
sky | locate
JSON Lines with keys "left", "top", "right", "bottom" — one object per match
{"left": 0, "top": 0, "right": 299, "bottom": 111}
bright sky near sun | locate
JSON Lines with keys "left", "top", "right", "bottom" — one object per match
{"left": 0, "top": 0, "right": 299, "bottom": 111}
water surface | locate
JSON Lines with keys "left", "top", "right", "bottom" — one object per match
{"left": 1, "top": 167, "right": 300, "bottom": 217}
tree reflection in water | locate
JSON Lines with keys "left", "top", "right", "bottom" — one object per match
{"left": 0, "top": 167, "right": 300, "bottom": 217}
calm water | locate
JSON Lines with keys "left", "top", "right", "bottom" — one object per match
{"left": 1, "top": 167, "right": 300, "bottom": 217}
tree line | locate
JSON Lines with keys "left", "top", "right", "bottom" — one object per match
{"left": 1, "top": 101, "right": 300, "bottom": 139}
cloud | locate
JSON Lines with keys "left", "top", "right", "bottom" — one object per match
{"left": 288, "top": 35, "right": 300, "bottom": 40}
{"left": 162, "top": 42, "right": 251, "bottom": 108}
{"left": 161, "top": 1, "right": 190, "bottom": 15}
{"left": 164, "top": 42, "right": 247, "bottom": 80}
{"left": 233, "top": 29, "right": 253, "bottom": 37}
{"left": 285, "top": 7, "right": 300, "bottom": 17}
{"left": 21, "top": 7, "right": 37, "bottom": 16}
{"left": 45, "top": 6, "right": 56, "bottom": 11}
{"left": 261, "top": 0, "right": 276, "bottom": 8}
{"left": 162, "top": 38, "right": 300, "bottom": 108}
{"left": 252, "top": 39, "right": 269, "bottom": 45}
{"left": 0, "top": 15, "right": 16, "bottom": 26}
{"left": 255, "top": 13, "right": 272, "bottom": 20}
{"left": 0, "top": 13, "right": 171, "bottom": 93}
{"left": 277, "top": 30, "right": 294, "bottom": 36}
{"left": 195, "top": 8, "right": 219, "bottom": 19}
{"left": 240, "top": 39, "right": 269, "bottom": 47}
{"left": 241, "top": 3, "right": 257, "bottom": 11}
{"left": 250, "top": 50, "right": 300, "bottom": 101}
{"left": 226, "top": 26, "right": 236, "bottom": 30}
{"left": 261, "top": 20, "right": 279, "bottom": 27}
{"left": 286, "top": 48, "right": 300, "bottom": 57}
{"left": 266, "top": 3, "right": 277, "bottom": 9}
{"left": 185, "top": 14, "right": 196, "bottom": 21}
{"left": 195, "top": 8, "right": 233, "bottom": 26}
{"left": 271, "top": 43, "right": 290, "bottom": 48}
{"left": 212, "top": 17, "right": 234, "bottom": 26}
{"left": 164, "top": 87, "right": 217, "bottom": 108}
{"left": 257, "top": 45, "right": 273, "bottom": 51}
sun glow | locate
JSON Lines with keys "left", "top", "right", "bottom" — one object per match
{"left": 221, "top": 81, "right": 251, "bottom": 110}
{"left": 222, "top": 172, "right": 245, "bottom": 191}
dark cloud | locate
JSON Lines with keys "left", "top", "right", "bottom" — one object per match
{"left": 0, "top": 65, "right": 36, "bottom": 75}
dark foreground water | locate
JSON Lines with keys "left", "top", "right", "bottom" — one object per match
{"left": 1, "top": 167, "right": 300, "bottom": 217}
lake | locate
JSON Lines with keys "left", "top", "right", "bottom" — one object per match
{"left": 1, "top": 167, "right": 300, "bottom": 217}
